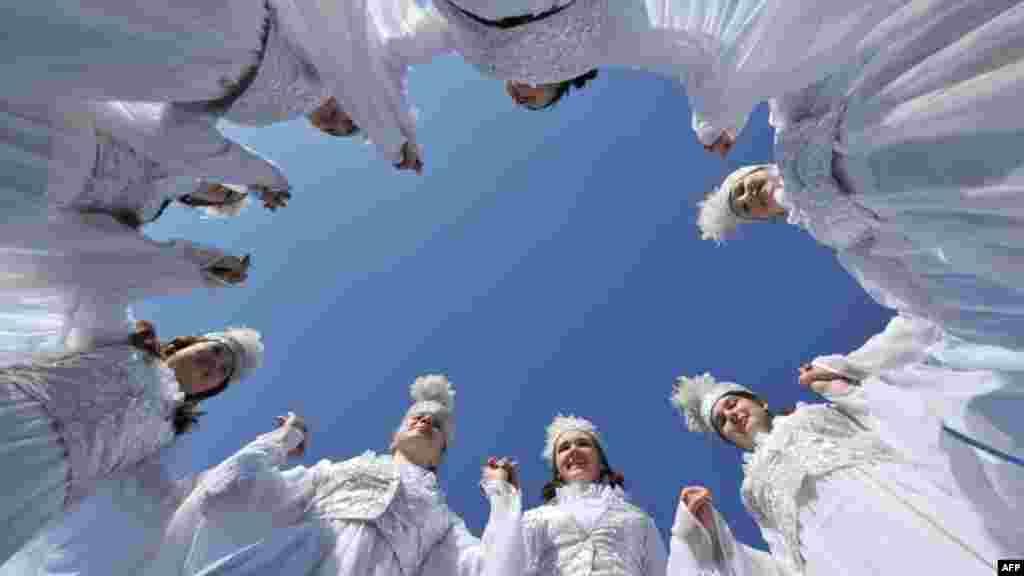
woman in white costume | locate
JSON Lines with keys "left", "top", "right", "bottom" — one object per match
{"left": 0, "top": 0, "right": 426, "bottom": 170}
{"left": 666, "top": 371, "right": 1018, "bottom": 576}
{"left": 420, "top": 0, "right": 905, "bottom": 149}
{"left": 508, "top": 414, "right": 669, "bottom": 576}
{"left": 0, "top": 314, "right": 265, "bottom": 566}
{"left": 695, "top": 1, "right": 1024, "bottom": 346}
{"left": 0, "top": 412, "right": 308, "bottom": 576}
{"left": 171, "top": 374, "right": 521, "bottom": 576}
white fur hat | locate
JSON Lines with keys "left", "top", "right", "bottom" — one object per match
{"left": 696, "top": 164, "right": 775, "bottom": 243}
{"left": 671, "top": 373, "right": 753, "bottom": 434}
{"left": 203, "top": 327, "right": 264, "bottom": 385}
{"left": 404, "top": 374, "right": 456, "bottom": 445}
{"left": 542, "top": 414, "right": 603, "bottom": 464}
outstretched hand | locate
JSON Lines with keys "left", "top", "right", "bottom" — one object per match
{"left": 680, "top": 486, "right": 715, "bottom": 532}
{"left": 130, "top": 320, "right": 160, "bottom": 355}
{"left": 275, "top": 411, "right": 309, "bottom": 457}
{"left": 798, "top": 363, "right": 854, "bottom": 395}
{"left": 704, "top": 130, "right": 735, "bottom": 157}
{"left": 481, "top": 456, "right": 519, "bottom": 491}
{"left": 256, "top": 186, "right": 291, "bottom": 211}
{"left": 395, "top": 142, "right": 424, "bottom": 174}
{"left": 208, "top": 254, "right": 252, "bottom": 285}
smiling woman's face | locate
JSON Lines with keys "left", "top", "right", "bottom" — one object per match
{"left": 554, "top": 430, "right": 602, "bottom": 483}
{"left": 711, "top": 393, "right": 772, "bottom": 451}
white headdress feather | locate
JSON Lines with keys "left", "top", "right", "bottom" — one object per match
{"left": 543, "top": 414, "right": 602, "bottom": 463}
{"left": 204, "top": 327, "right": 264, "bottom": 385}
{"left": 671, "top": 373, "right": 752, "bottom": 435}
{"left": 696, "top": 164, "right": 774, "bottom": 243}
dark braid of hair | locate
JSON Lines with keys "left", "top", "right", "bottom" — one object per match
{"left": 541, "top": 437, "right": 625, "bottom": 503}
{"left": 128, "top": 324, "right": 227, "bottom": 436}
{"left": 534, "top": 69, "right": 599, "bottom": 111}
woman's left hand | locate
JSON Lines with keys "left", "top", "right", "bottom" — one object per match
{"left": 680, "top": 486, "right": 715, "bottom": 532}
{"left": 799, "top": 363, "right": 855, "bottom": 394}
{"left": 255, "top": 186, "right": 291, "bottom": 211}
{"left": 703, "top": 129, "right": 735, "bottom": 157}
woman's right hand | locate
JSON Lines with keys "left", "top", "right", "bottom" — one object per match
{"left": 275, "top": 412, "right": 309, "bottom": 457}
{"left": 703, "top": 130, "right": 735, "bottom": 157}
{"left": 395, "top": 142, "right": 424, "bottom": 174}
{"left": 208, "top": 254, "right": 252, "bottom": 285}
{"left": 680, "top": 486, "right": 715, "bottom": 531}
{"left": 481, "top": 456, "right": 519, "bottom": 490}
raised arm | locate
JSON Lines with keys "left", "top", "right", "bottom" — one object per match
{"left": 421, "top": 458, "right": 524, "bottom": 576}
{"left": 808, "top": 314, "right": 942, "bottom": 383}
{"left": 293, "top": 0, "right": 451, "bottom": 168}
{"left": 669, "top": 490, "right": 792, "bottom": 576}
{"left": 631, "top": 0, "right": 900, "bottom": 149}
{"left": 197, "top": 415, "right": 307, "bottom": 517}
{"left": 94, "top": 101, "right": 289, "bottom": 192}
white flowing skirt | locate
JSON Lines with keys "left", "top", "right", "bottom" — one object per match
{"left": 797, "top": 462, "right": 1007, "bottom": 575}
{"left": 0, "top": 376, "right": 68, "bottom": 565}
{"left": 836, "top": 0, "right": 1024, "bottom": 295}
{"left": 0, "top": 0, "right": 264, "bottom": 104}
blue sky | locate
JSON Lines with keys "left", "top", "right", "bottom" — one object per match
{"left": 142, "top": 57, "right": 891, "bottom": 546}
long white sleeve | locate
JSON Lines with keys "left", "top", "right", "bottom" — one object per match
{"left": 421, "top": 479, "right": 523, "bottom": 576}
{"left": 668, "top": 501, "right": 791, "bottom": 576}
{"left": 812, "top": 314, "right": 943, "bottom": 381}
{"left": 640, "top": 0, "right": 905, "bottom": 145}
{"left": 291, "top": 0, "right": 450, "bottom": 165}
{"left": 642, "top": 516, "right": 669, "bottom": 576}
{"left": 197, "top": 427, "right": 305, "bottom": 516}
{"left": 95, "top": 101, "right": 289, "bottom": 191}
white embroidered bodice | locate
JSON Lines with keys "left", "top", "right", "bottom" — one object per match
{"left": 433, "top": 0, "right": 610, "bottom": 84}
{"left": 224, "top": 0, "right": 329, "bottom": 126}
{"left": 522, "top": 483, "right": 655, "bottom": 575}
{"left": 740, "top": 404, "right": 900, "bottom": 570}
{"left": 311, "top": 454, "right": 455, "bottom": 575}
{"left": 2, "top": 345, "right": 181, "bottom": 506}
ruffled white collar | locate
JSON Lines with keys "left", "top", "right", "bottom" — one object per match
{"left": 554, "top": 481, "right": 625, "bottom": 504}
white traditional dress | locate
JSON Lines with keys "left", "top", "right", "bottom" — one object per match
{"left": 517, "top": 482, "right": 668, "bottom": 576}
{"left": 669, "top": 391, "right": 1017, "bottom": 576}
{"left": 167, "top": 449, "right": 521, "bottom": 576}
{"left": 807, "top": 314, "right": 1024, "bottom": 555}
{"left": 426, "top": 0, "right": 905, "bottom": 143}
{"left": 0, "top": 0, "right": 432, "bottom": 163}
{"left": 0, "top": 425, "right": 304, "bottom": 576}
{"left": 757, "top": 0, "right": 1024, "bottom": 348}
{"left": 0, "top": 325, "right": 188, "bottom": 565}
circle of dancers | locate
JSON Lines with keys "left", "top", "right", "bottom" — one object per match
{"left": 0, "top": 0, "right": 1021, "bottom": 574}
